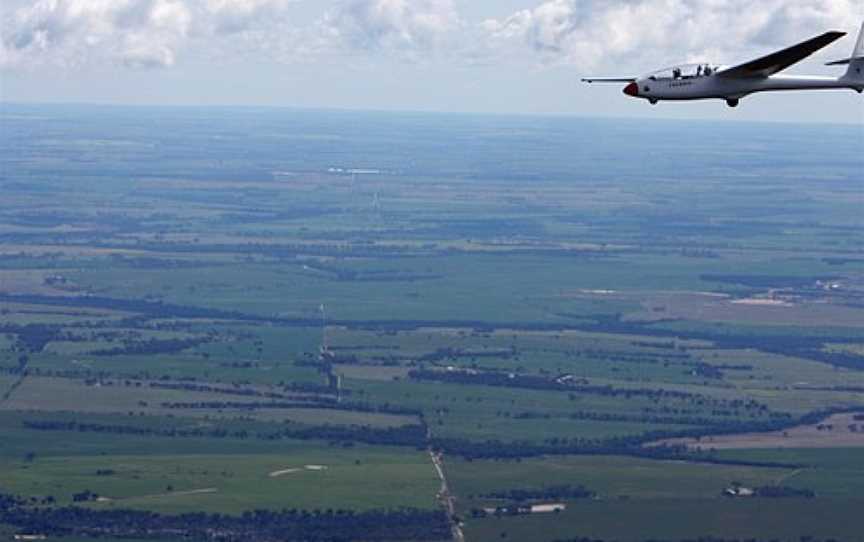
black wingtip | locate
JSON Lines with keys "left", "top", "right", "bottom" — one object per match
{"left": 819, "top": 32, "right": 847, "bottom": 46}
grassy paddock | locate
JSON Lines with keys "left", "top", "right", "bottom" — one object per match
{"left": 447, "top": 454, "right": 791, "bottom": 509}
{"left": 715, "top": 447, "right": 864, "bottom": 497}
{"left": 463, "top": 498, "right": 864, "bottom": 542}
{"left": 1, "top": 448, "right": 439, "bottom": 514}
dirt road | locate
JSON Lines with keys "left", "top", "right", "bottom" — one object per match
{"left": 430, "top": 449, "right": 465, "bottom": 542}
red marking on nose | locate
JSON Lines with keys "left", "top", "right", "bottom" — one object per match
{"left": 623, "top": 82, "right": 638, "bottom": 96}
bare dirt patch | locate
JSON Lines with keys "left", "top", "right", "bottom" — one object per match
{"left": 268, "top": 468, "right": 302, "bottom": 477}
{"left": 627, "top": 291, "right": 864, "bottom": 327}
{"left": 334, "top": 364, "right": 410, "bottom": 382}
{"left": 268, "top": 465, "right": 328, "bottom": 478}
{"left": 655, "top": 413, "right": 864, "bottom": 450}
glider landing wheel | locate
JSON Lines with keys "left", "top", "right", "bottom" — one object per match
{"left": 649, "top": 99, "right": 658, "bottom": 105}
{"left": 726, "top": 98, "right": 740, "bottom": 108}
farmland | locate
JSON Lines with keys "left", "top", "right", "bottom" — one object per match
{"left": 0, "top": 104, "right": 863, "bottom": 541}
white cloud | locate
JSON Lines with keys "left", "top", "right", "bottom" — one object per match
{"left": 482, "top": 0, "right": 862, "bottom": 70}
{"left": 203, "top": 0, "right": 292, "bottom": 35}
{"left": 321, "top": 0, "right": 462, "bottom": 56}
{"left": 0, "top": 0, "right": 292, "bottom": 69}
{"left": 4, "top": 0, "right": 193, "bottom": 68}
{"left": 2, "top": 0, "right": 861, "bottom": 71}
{"left": 121, "top": 35, "right": 180, "bottom": 68}
{"left": 0, "top": 27, "right": 18, "bottom": 69}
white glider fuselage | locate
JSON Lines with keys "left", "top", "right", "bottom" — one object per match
{"left": 632, "top": 72, "right": 864, "bottom": 103}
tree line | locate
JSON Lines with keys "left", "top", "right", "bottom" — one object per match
{"left": 0, "top": 491, "right": 449, "bottom": 541}
{"left": 477, "top": 484, "right": 595, "bottom": 502}
{"left": 511, "top": 409, "right": 766, "bottom": 428}
{"left": 161, "top": 399, "right": 422, "bottom": 416}
{"left": 22, "top": 419, "right": 429, "bottom": 449}
{"left": 408, "top": 368, "right": 775, "bottom": 414}
{"left": 555, "top": 538, "right": 842, "bottom": 542}
{"left": 433, "top": 406, "right": 864, "bottom": 461}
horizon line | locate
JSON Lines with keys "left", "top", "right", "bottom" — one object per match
{"left": 2, "top": 99, "right": 862, "bottom": 128}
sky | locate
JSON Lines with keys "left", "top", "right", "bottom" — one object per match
{"left": 1, "top": 0, "right": 863, "bottom": 123}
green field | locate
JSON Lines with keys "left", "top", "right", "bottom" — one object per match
{"left": 2, "top": 449, "right": 439, "bottom": 514}
{"left": 449, "top": 450, "right": 864, "bottom": 541}
{"left": 1, "top": 106, "right": 862, "bottom": 541}
{"left": 447, "top": 455, "right": 792, "bottom": 504}
{"left": 463, "top": 498, "right": 864, "bottom": 542}
{"left": 716, "top": 447, "right": 864, "bottom": 497}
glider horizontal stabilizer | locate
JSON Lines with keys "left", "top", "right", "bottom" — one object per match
{"left": 826, "top": 56, "right": 864, "bottom": 66}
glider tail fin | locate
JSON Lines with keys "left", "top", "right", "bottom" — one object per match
{"left": 847, "top": 22, "right": 864, "bottom": 81}
{"left": 830, "top": 22, "right": 864, "bottom": 83}
{"left": 853, "top": 21, "right": 864, "bottom": 57}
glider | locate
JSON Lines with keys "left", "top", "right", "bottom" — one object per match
{"left": 582, "top": 22, "right": 864, "bottom": 107}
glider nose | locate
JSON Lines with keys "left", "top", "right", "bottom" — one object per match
{"left": 623, "top": 82, "right": 639, "bottom": 97}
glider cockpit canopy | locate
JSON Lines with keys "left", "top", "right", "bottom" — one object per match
{"left": 645, "top": 63, "right": 724, "bottom": 81}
